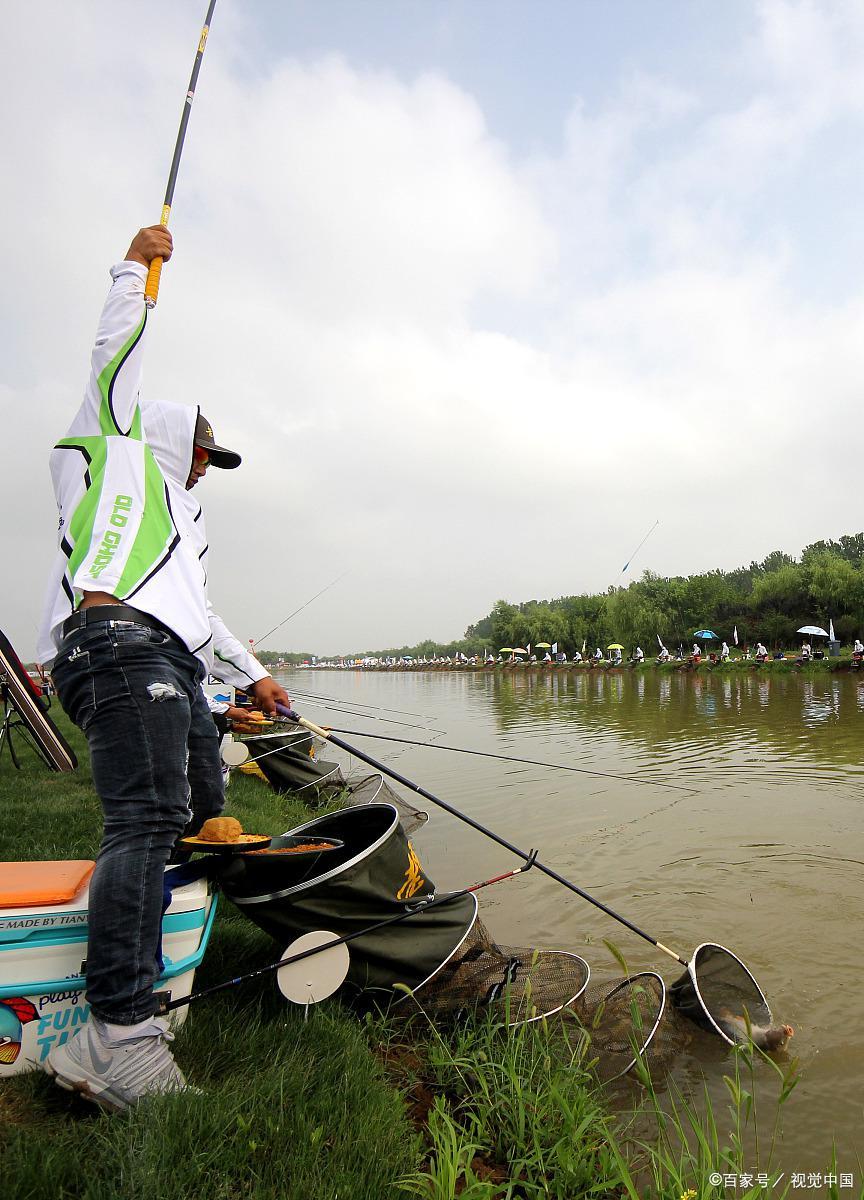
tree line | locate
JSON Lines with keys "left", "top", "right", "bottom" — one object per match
{"left": 267, "top": 533, "right": 864, "bottom": 662}
{"left": 471, "top": 534, "right": 864, "bottom": 656}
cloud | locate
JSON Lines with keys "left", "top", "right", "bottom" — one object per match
{"left": 4, "top": 1, "right": 864, "bottom": 659}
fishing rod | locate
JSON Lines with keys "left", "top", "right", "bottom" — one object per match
{"left": 620, "top": 519, "right": 659, "bottom": 576}
{"left": 145, "top": 0, "right": 217, "bottom": 308}
{"left": 268, "top": 719, "right": 691, "bottom": 794}
{"left": 254, "top": 572, "right": 350, "bottom": 649}
{"left": 158, "top": 853, "right": 537, "bottom": 1013}
{"left": 280, "top": 706, "right": 692, "bottom": 967}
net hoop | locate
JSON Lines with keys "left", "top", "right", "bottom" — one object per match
{"left": 677, "top": 941, "right": 772, "bottom": 1046}
{"left": 230, "top": 803, "right": 402, "bottom": 905}
{"left": 596, "top": 970, "right": 666, "bottom": 1078}
{"left": 391, "top": 893, "right": 480, "bottom": 1003}
{"left": 392, "top": 905, "right": 591, "bottom": 1026}
{"left": 504, "top": 950, "right": 591, "bottom": 1029}
{"left": 575, "top": 970, "right": 668, "bottom": 1082}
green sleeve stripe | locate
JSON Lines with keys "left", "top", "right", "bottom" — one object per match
{"left": 113, "top": 447, "right": 174, "bottom": 596}
{"left": 98, "top": 310, "right": 147, "bottom": 436}
{"left": 64, "top": 440, "right": 109, "bottom": 579}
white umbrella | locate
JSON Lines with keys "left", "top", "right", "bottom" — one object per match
{"left": 797, "top": 626, "right": 829, "bottom": 637}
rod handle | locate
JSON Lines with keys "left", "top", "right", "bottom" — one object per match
{"left": 145, "top": 206, "right": 172, "bottom": 309}
{"left": 277, "top": 704, "right": 332, "bottom": 741}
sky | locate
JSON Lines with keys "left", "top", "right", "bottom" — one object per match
{"left": 5, "top": 0, "right": 864, "bottom": 660}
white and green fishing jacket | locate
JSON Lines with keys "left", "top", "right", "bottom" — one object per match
{"left": 38, "top": 259, "right": 266, "bottom": 691}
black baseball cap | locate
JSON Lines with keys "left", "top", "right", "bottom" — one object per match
{"left": 194, "top": 413, "right": 241, "bottom": 469}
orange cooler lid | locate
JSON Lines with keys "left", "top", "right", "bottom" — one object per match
{"left": 0, "top": 861, "right": 96, "bottom": 907}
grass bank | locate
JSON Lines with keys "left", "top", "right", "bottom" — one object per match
{"left": 0, "top": 711, "right": 826, "bottom": 1198}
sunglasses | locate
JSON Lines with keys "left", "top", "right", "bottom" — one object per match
{"left": 192, "top": 445, "right": 210, "bottom": 467}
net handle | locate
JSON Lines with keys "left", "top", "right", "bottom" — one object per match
{"left": 284, "top": 708, "right": 690, "bottom": 966}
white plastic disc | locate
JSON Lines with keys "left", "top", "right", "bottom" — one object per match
{"left": 221, "top": 738, "right": 250, "bottom": 766}
{"left": 277, "top": 931, "right": 350, "bottom": 1004}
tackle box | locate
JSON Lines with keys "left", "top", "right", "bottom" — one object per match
{"left": 0, "top": 860, "right": 216, "bottom": 1076}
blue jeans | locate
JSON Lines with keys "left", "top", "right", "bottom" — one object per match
{"left": 51, "top": 620, "right": 224, "bottom": 1024}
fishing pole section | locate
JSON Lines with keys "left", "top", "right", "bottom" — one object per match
{"left": 275, "top": 724, "right": 694, "bottom": 794}
{"left": 226, "top": 700, "right": 693, "bottom": 793}
{"left": 145, "top": 0, "right": 217, "bottom": 307}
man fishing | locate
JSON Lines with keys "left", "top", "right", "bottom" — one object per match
{"left": 36, "top": 225, "right": 291, "bottom": 1110}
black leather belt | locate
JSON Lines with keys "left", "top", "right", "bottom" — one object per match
{"left": 62, "top": 604, "right": 178, "bottom": 642}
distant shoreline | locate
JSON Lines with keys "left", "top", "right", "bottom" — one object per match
{"left": 295, "top": 657, "right": 859, "bottom": 675}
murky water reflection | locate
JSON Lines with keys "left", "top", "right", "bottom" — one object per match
{"left": 281, "top": 667, "right": 864, "bottom": 1178}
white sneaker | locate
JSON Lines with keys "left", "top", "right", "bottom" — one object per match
{"left": 45, "top": 1017, "right": 186, "bottom": 1112}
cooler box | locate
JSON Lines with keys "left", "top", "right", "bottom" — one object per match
{"left": 0, "top": 860, "right": 216, "bottom": 1076}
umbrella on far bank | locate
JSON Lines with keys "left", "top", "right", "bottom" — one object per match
{"left": 499, "top": 648, "right": 514, "bottom": 654}
{"left": 535, "top": 642, "right": 552, "bottom": 649}
{"left": 797, "top": 626, "right": 829, "bottom": 638}
{"left": 693, "top": 630, "right": 718, "bottom": 640}
{"left": 513, "top": 647, "right": 528, "bottom": 655}
{"left": 607, "top": 643, "right": 624, "bottom": 651}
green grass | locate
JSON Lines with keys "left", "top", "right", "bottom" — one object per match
{"left": 0, "top": 717, "right": 418, "bottom": 1199}
{"left": 386, "top": 1010, "right": 627, "bottom": 1198}
{"left": 379, "top": 995, "right": 814, "bottom": 1200}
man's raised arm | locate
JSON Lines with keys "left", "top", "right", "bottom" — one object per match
{"left": 82, "top": 227, "right": 174, "bottom": 438}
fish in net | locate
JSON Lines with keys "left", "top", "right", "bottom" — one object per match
{"left": 669, "top": 942, "right": 794, "bottom": 1052}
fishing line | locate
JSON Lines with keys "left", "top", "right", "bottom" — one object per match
{"left": 254, "top": 572, "right": 350, "bottom": 648}
{"left": 238, "top": 720, "right": 447, "bottom": 773}
{"left": 285, "top": 687, "right": 438, "bottom": 723}
{"left": 233, "top": 730, "right": 385, "bottom": 782}
{"left": 286, "top": 692, "right": 443, "bottom": 732}
{"left": 280, "top": 723, "right": 694, "bottom": 794}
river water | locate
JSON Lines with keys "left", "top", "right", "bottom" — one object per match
{"left": 280, "top": 666, "right": 864, "bottom": 1181}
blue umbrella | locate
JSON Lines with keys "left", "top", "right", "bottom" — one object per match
{"left": 693, "top": 630, "right": 718, "bottom": 640}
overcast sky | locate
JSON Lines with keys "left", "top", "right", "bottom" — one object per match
{"left": 5, "top": 1, "right": 864, "bottom": 659}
